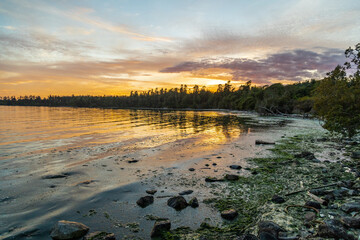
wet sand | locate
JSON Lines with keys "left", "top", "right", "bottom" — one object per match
{"left": 0, "top": 106, "right": 324, "bottom": 239}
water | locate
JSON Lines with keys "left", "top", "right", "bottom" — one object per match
{"left": 0, "top": 106, "right": 293, "bottom": 239}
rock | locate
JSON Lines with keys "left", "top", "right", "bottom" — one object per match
{"left": 205, "top": 177, "right": 224, "bottom": 182}
{"left": 189, "top": 197, "right": 199, "bottom": 208}
{"left": 351, "top": 151, "right": 360, "bottom": 159}
{"left": 42, "top": 174, "right": 67, "bottom": 179}
{"left": 83, "top": 231, "right": 115, "bottom": 240}
{"left": 304, "top": 212, "right": 316, "bottom": 222}
{"left": 258, "top": 221, "right": 286, "bottom": 239}
{"left": 271, "top": 195, "right": 285, "bottom": 204}
{"left": 225, "top": 174, "right": 239, "bottom": 181}
{"left": 127, "top": 160, "right": 139, "bottom": 163}
{"left": 220, "top": 209, "right": 238, "bottom": 220}
{"left": 205, "top": 164, "right": 209, "bottom": 167}
{"left": 318, "top": 219, "right": 356, "bottom": 240}
{"left": 150, "top": 220, "right": 171, "bottom": 238}
{"left": 212, "top": 163, "right": 217, "bottom": 166}
{"left": 255, "top": 140, "right": 275, "bottom": 145}
{"left": 309, "top": 189, "right": 332, "bottom": 196}
{"left": 305, "top": 201, "right": 322, "bottom": 210}
{"left": 342, "top": 217, "right": 360, "bottom": 229}
{"left": 146, "top": 190, "right": 157, "bottom": 195}
{"left": 179, "top": 190, "right": 193, "bottom": 195}
{"left": 341, "top": 202, "right": 360, "bottom": 213}
{"left": 188, "top": 168, "right": 195, "bottom": 171}
{"left": 294, "top": 151, "right": 315, "bottom": 160}
{"left": 167, "top": 196, "right": 188, "bottom": 210}
{"left": 258, "top": 232, "right": 277, "bottom": 240}
{"left": 136, "top": 196, "right": 154, "bottom": 208}
{"left": 230, "top": 165, "right": 242, "bottom": 170}
{"left": 50, "top": 220, "right": 89, "bottom": 240}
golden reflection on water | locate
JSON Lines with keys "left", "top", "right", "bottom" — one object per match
{"left": 0, "top": 106, "right": 256, "bottom": 158}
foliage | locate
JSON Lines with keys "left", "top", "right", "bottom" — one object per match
{"left": 314, "top": 43, "right": 360, "bottom": 137}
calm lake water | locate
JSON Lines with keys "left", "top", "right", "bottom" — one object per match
{"left": 0, "top": 106, "right": 298, "bottom": 239}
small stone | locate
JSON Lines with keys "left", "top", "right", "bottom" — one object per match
{"left": 83, "top": 231, "right": 115, "bottom": 240}
{"left": 189, "top": 197, "right": 199, "bottom": 208}
{"left": 304, "top": 212, "right": 316, "bottom": 222}
{"left": 220, "top": 209, "right": 238, "bottom": 220}
{"left": 127, "top": 160, "right": 139, "bottom": 163}
{"left": 212, "top": 163, "right": 217, "bottom": 166}
{"left": 271, "top": 195, "right": 285, "bottom": 204}
{"left": 309, "top": 189, "right": 332, "bottom": 196}
{"left": 341, "top": 202, "right": 360, "bottom": 213}
{"left": 225, "top": 174, "right": 239, "bottom": 181}
{"left": 229, "top": 165, "right": 242, "bottom": 170}
{"left": 50, "top": 220, "right": 89, "bottom": 240}
{"left": 255, "top": 140, "right": 275, "bottom": 145}
{"left": 167, "top": 196, "right": 188, "bottom": 210}
{"left": 341, "top": 217, "right": 360, "bottom": 228}
{"left": 188, "top": 168, "right": 195, "bottom": 171}
{"left": 205, "top": 164, "right": 209, "bottom": 167}
{"left": 305, "top": 201, "right": 322, "bottom": 210}
{"left": 42, "top": 174, "right": 67, "bottom": 179}
{"left": 136, "top": 196, "right": 154, "bottom": 208}
{"left": 146, "top": 190, "right": 157, "bottom": 195}
{"left": 294, "top": 151, "right": 315, "bottom": 160}
{"left": 258, "top": 221, "right": 286, "bottom": 238}
{"left": 150, "top": 220, "right": 171, "bottom": 238}
{"left": 351, "top": 151, "right": 360, "bottom": 159}
{"left": 205, "top": 177, "right": 223, "bottom": 182}
{"left": 179, "top": 190, "right": 193, "bottom": 195}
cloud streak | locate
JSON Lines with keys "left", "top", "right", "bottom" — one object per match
{"left": 160, "top": 49, "right": 346, "bottom": 83}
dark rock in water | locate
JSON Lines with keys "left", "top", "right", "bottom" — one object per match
{"left": 258, "top": 232, "right": 277, "bottom": 240}
{"left": 205, "top": 177, "right": 224, "bottom": 182}
{"left": 83, "top": 231, "right": 115, "bottom": 240}
{"left": 271, "top": 195, "right": 285, "bottom": 204}
{"left": 150, "top": 220, "right": 171, "bottom": 238}
{"left": 351, "top": 151, "right": 360, "bottom": 159}
{"left": 212, "top": 163, "right": 217, "bottom": 166}
{"left": 341, "top": 202, "right": 360, "bottom": 213}
{"left": 188, "top": 168, "right": 195, "bottom": 171}
{"left": 205, "top": 164, "right": 209, "bottom": 167}
{"left": 179, "top": 190, "right": 193, "bottom": 195}
{"left": 127, "top": 160, "right": 139, "bottom": 163}
{"left": 251, "top": 170, "right": 258, "bottom": 175}
{"left": 167, "top": 196, "right": 188, "bottom": 210}
{"left": 189, "top": 197, "right": 199, "bottom": 208}
{"left": 304, "top": 212, "right": 316, "bottom": 222}
{"left": 146, "top": 190, "right": 157, "bottom": 195}
{"left": 50, "top": 220, "right": 89, "bottom": 240}
{"left": 220, "top": 209, "right": 238, "bottom": 220}
{"left": 255, "top": 140, "right": 275, "bottom": 145}
{"left": 238, "top": 234, "right": 259, "bottom": 240}
{"left": 225, "top": 174, "right": 239, "bottom": 181}
{"left": 294, "top": 151, "right": 315, "bottom": 160}
{"left": 318, "top": 219, "right": 356, "bottom": 240}
{"left": 230, "top": 165, "right": 242, "bottom": 170}
{"left": 136, "top": 196, "right": 154, "bottom": 208}
{"left": 42, "top": 174, "right": 67, "bottom": 179}
{"left": 340, "top": 180, "right": 355, "bottom": 189}
{"left": 341, "top": 217, "right": 360, "bottom": 229}
{"left": 258, "top": 221, "right": 286, "bottom": 238}
{"left": 305, "top": 201, "right": 322, "bottom": 210}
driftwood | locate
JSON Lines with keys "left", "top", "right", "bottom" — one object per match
{"left": 285, "top": 182, "right": 339, "bottom": 197}
{"left": 306, "top": 191, "right": 325, "bottom": 205}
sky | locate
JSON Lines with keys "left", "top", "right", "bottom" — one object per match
{"left": 0, "top": 0, "right": 359, "bottom": 97}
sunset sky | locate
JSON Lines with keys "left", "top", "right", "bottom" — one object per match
{"left": 0, "top": 0, "right": 359, "bottom": 97}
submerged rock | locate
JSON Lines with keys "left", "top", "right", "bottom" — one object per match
{"left": 351, "top": 151, "right": 360, "bottom": 159}
{"left": 83, "top": 231, "right": 115, "bottom": 240}
{"left": 127, "top": 160, "right": 139, "bottom": 163}
{"left": 341, "top": 217, "right": 360, "bottom": 229}
{"left": 136, "top": 196, "right": 154, "bottom": 208}
{"left": 271, "top": 195, "right": 285, "bottom": 204}
{"left": 258, "top": 221, "right": 286, "bottom": 239}
{"left": 305, "top": 201, "right": 322, "bottom": 210}
{"left": 309, "top": 189, "right": 332, "bottom": 196}
{"left": 50, "top": 220, "right": 89, "bottom": 240}
{"left": 188, "top": 168, "right": 195, "bottom": 171}
{"left": 238, "top": 234, "right": 259, "bottom": 240}
{"left": 179, "top": 190, "right": 193, "bottom": 195}
{"left": 318, "top": 219, "right": 356, "bottom": 240}
{"left": 294, "top": 151, "right": 315, "bottom": 160}
{"left": 205, "top": 177, "right": 224, "bottom": 182}
{"left": 220, "top": 209, "right": 238, "bottom": 220}
{"left": 42, "top": 174, "right": 67, "bottom": 179}
{"left": 189, "top": 197, "right": 199, "bottom": 208}
{"left": 230, "top": 165, "right": 242, "bottom": 170}
{"left": 225, "top": 174, "right": 239, "bottom": 181}
{"left": 150, "top": 220, "right": 171, "bottom": 238}
{"left": 255, "top": 140, "right": 275, "bottom": 145}
{"left": 258, "top": 232, "right": 277, "bottom": 240}
{"left": 167, "top": 196, "right": 188, "bottom": 210}
{"left": 341, "top": 202, "right": 360, "bottom": 213}
{"left": 304, "top": 212, "right": 316, "bottom": 222}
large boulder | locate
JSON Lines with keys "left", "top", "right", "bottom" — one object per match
{"left": 167, "top": 196, "right": 188, "bottom": 210}
{"left": 136, "top": 196, "right": 154, "bottom": 208}
{"left": 150, "top": 220, "right": 171, "bottom": 238}
{"left": 50, "top": 220, "right": 89, "bottom": 240}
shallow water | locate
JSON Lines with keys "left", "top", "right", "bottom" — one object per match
{"left": 0, "top": 106, "right": 319, "bottom": 239}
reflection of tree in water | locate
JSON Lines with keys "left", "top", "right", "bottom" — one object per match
{"left": 128, "top": 110, "right": 268, "bottom": 139}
